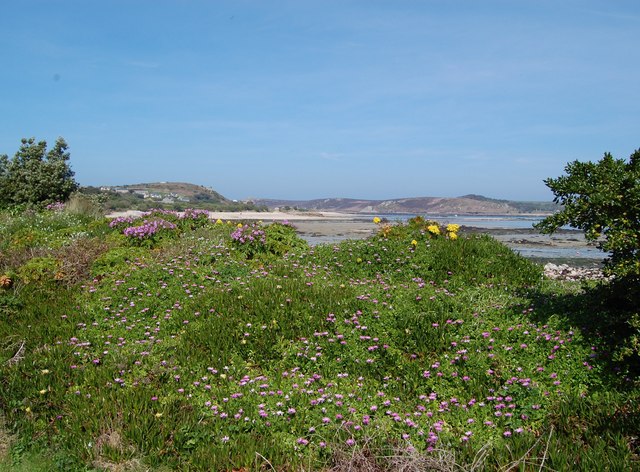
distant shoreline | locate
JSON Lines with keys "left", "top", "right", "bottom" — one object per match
{"left": 106, "top": 209, "right": 602, "bottom": 266}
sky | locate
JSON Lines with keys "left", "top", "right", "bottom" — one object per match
{"left": 1, "top": 1, "right": 639, "bottom": 201}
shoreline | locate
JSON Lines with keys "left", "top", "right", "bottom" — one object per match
{"left": 106, "top": 210, "right": 606, "bottom": 266}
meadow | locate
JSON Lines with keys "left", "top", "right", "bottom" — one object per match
{"left": 0, "top": 207, "right": 638, "bottom": 471}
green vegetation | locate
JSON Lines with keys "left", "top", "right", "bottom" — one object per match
{"left": 462, "top": 194, "right": 559, "bottom": 214}
{"left": 0, "top": 207, "right": 638, "bottom": 471}
{"left": 80, "top": 184, "right": 266, "bottom": 213}
{"left": 0, "top": 138, "right": 78, "bottom": 208}
{"left": 536, "top": 149, "right": 640, "bottom": 362}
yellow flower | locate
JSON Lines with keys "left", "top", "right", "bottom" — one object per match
{"left": 25, "top": 407, "right": 31, "bottom": 414}
{"left": 39, "top": 388, "right": 47, "bottom": 395}
{"left": 446, "top": 224, "right": 460, "bottom": 233}
{"left": 373, "top": 217, "right": 381, "bottom": 224}
{"left": 427, "top": 224, "right": 441, "bottom": 235}
{"left": 155, "top": 412, "right": 163, "bottom": 418}
{"left": 216, "top": 219, "right": 223, "bottom": 224}
{"left": 356, "top": 257, "right": 362, "bottom": 263}
{"left": 448, "top": 232, "right": 459, "bottom": 240}
{"left": 411, "top": 239, "right": 418, "bottom": 246}
{"left": 237, "top": 223, "right": 243, "bottom": 228}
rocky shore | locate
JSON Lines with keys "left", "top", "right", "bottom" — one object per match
{"left": 543, "top": 263, "right": 610, "bottom": 281}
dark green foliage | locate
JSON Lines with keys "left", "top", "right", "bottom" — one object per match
{"left": 0, "top": 138, "right": 78, "bottom": 207}
{"left": 535, "top": 150, "right": 640, "bottom": 360}
{"left": 264, "top": 222, "right": 309, "bottom": 256}
{"left": 536, "top": 150, "right": 640, "bottom": 294}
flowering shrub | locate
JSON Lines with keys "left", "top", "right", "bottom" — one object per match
{"left": 108, "top": 215, "right": 137, "bottom": 229}
{"left": 427, "top": 224, "right": 441, "bottom": 236}
{"left": 231, "top": 223, "right": 266, "bottom": 245}
{"left": 231, "top": 223, "right": 267, "bottom": 258}
{"left": 123, "top": 219, "right": 176, "bottom": 239}
{"left": 121, "top": 218, "right": 177, "bottom": 247}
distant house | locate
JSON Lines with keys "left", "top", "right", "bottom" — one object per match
{"left": 161, "top": 197, "right": 175, "bottom": 204}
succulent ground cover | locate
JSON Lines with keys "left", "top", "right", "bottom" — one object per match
{"left": 0, "top": 208, "right": 638, "bottom": 471}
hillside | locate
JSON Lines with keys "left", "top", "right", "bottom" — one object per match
{"left": 82, "top": 182, "right": 264, "bottom": 212}
{"left": 254, "top": 195, "right": 558, "bottom": 215}
{"left": 102, "top": 182, "right": 227, "bottom": 203}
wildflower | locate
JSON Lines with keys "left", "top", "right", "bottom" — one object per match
{"left": 39, "top": 388, "right": 47, "bottom": 395}
{"left": 41, "top": 369, "right": 50, "bottom": 375}
{"left": 155, "top": 412, "right": 163, "bottom": 418}
{"left": 446, "top": 223, "right": 460, "bottom": 233}
{"left": 216, "top": 219, "right": 222, "bottom": 224}
{"left": 448, "top": 232, "right": 458, "bottom": 240}
{"left": 373, "top": 217, "right": 381, "bottom": 224}
{"left": 411, "top": 240, "right": 418, "bottom": 246}
{"left": 427, "top": 224, "right": 441, "bottom": 235}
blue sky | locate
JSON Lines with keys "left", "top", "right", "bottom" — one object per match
{"left": 1, "top": 1, "right": 638, "bottom": 201}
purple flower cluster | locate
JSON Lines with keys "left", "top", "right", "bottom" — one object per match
{"left": 123, "top": 219, "right": 177, "bottom": 239}
{"left": 109, "top": 216, "right": 137, "bottom": 228}
{"left": 231, "top": 224, "right": 266, "bottom": 245}
{"left": 179, "top": 209, "right": 210, "bottom": 219}
{"left": 141, "top": 209, "right": 176, "bottom": 218}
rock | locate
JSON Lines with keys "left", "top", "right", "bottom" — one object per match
{"left": 543, "top": 263, "right": 611, "bottom": 281}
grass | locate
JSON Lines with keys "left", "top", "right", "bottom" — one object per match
{"left": 0, "top": 208, "right": 638, "bottom": 471}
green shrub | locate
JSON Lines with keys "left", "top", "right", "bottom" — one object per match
{"left": 17, "top": 257, "right": 61, "bottom": 285}
{"left": 264, "top": 221, "right": 309, "bottom": 256}
{"left": 536, "top": 149, "right": 640, "bottom": 302}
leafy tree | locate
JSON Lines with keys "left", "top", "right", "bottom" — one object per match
{"left": 0, "top": 137, "right": 79, "bottom": 207}
{"left": 535, "top": 149, "right": 640, "bottom": 303}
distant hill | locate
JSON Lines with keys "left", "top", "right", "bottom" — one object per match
{"left": 254, "top": 195, "right": 558, "bottom": 215}
{"left": 82, "top": 182, "right": 263, "bottom": 212}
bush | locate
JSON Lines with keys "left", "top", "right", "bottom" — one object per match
{"left": 535, "top": 149, "right": 640, "bottom": 363}
{"left": 17, "top": 256, "right": 61, "bottom": 285}
{"left": 535, "top": 149, "right": 640, "bottom": 304}
{"left": 0, "top": 137, "right": 78, "bottom": 207}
